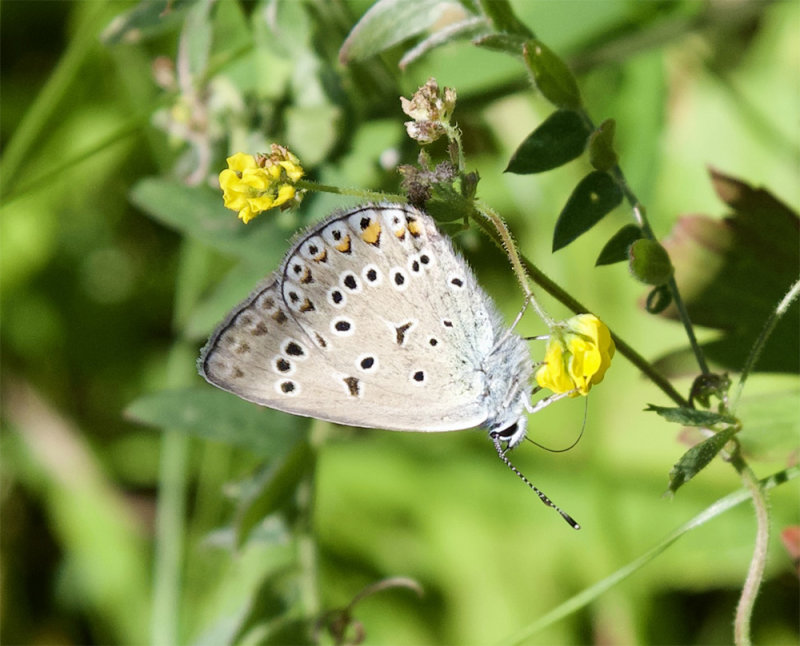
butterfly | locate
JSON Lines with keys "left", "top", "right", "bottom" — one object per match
{"left": 199, "top": 203, "right": 578, "bottom": 527}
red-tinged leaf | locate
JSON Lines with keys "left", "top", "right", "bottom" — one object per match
{"left": 651, "top": 169, "right": 799, "bottom": 373}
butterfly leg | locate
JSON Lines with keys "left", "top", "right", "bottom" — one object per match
{"left": 490, "top": 294, "right": 532, "bottom": 353}
{"left": 524, "top": 390, "right": 573, "bottom": 415}
{"left": 507, "top": 294, "right": 532, "bottom": 333}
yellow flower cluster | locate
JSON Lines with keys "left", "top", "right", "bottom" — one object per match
{"left": 536, "top": 314, "right": 615, "bottom": 396}
{"left": 218, "top": 147, "right": 304, "bottom": 223}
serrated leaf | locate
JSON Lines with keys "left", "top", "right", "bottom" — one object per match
{"left": 588, "top": 119, "right": 618, "bottom": 171}
{"left": 667, "top": 427, "right": 738, "bottom": 493}
{"left": 596, "top": 224, "right": 643, "bottom": 265}
{"left": 628, "top": 239, "right": 674, "bottom": 285}
{"left": 505, "top": 110, "right": 590, "bottom": 175}
{"left": 651, "top": 169, "right": 800, "bottom": 373}
{"left": 339, "top": 0, "right": 467, "bottom": 64}
{"left": 125, "top": 387, "right": 308, "bottom": 455}
{"left": 646, "top": 404, "right": 737, "bottom": 427}
{"left": 553, "top": 171, "right": 622, "bottom": 251}
{"left": 130, "top": 178, "right": 289, "bottom": 266}
{"left": 523, "top": 39, "right": 581, "bottom": 110}
{"left": 236, "top": 442, "right": 313, "bottom": 549}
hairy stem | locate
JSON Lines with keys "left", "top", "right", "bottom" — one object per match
{"left": 731, "top": 276, "right": 800, "bottom": 412}
{"left": 730, "top": 450, "right": 770, "bottom": 646}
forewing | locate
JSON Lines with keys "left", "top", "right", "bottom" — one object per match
{"left": 200, "top": 204, "right": 501, "bottom": 431}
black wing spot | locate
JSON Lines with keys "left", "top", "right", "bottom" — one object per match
{"left": 286, "top": 342, "right": 304, "bottom": 356}
{"left": 395, "top": 322, "right": 413, "bottom": 345}
{"left": 344, "top": 376, "right": 360, "bottom": 397}
{"left": 343, "top": 274, "right": 358, "bottom": 290}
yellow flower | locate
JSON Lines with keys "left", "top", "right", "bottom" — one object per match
{"left": 218, "top": 147, "right": 304, "bottom": 223}
{"left": 535, "top": 314, "right": 615, "bottom": 396}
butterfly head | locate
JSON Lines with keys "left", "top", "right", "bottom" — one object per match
{"left": 488, "top": 414, "right": 527, "bottom": 450}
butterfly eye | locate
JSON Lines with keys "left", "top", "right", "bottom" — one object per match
{"left": 494, "top": 422, "right": 518, "bottom": 441}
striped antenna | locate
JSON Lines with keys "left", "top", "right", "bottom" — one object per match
{"left": 491, "top": 433, "right": 580, "bottom": 530}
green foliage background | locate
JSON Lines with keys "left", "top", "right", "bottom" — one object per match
{"left": 1, "top": 1, "right": 798, "bottom": 645}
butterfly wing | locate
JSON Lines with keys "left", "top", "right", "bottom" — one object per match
{"left": 199, "top": 204, "right": 507, "bottom": 432}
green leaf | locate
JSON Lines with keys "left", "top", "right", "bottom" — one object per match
{"left": 523, "top": 39, "right": 581, "bottom": 110}
{"left": 425, "top": 182, "right": 474, "bottom": 223}
{"left": 101, "top": 0, "right": 190, "bottom": 44}
{"left": 125, "top": 387, "right": 308, "bottom": 456}
{"left": 667, "top": 427, "right": 738, "bottom": 494}
{"left": 588, "top": 119, "right": 618, "bottom": 172}
{"left": 645, "top": 285, "right": 672, "bottom": 314}
{"left": 628, "top": 239, "right": 674, "bottom": 285}
{"left": 553, "top": 171, "right": 623, "bottom": 251}
{"left": 505, "top": 110, "right": 591, "bottom": 175}
{"left": 473, "top": 32, "right": 528, "bottom": 56}
{"left": 645, "top": 404, "right": 737, "bottom": 427}
{"left": 130, "top": 178, "right": 289, "bottom": 266}
{"left": 236, "top": 441, "right": 313, "bottom": 549}
{"left": 596, "top": 223, "right": 643, "bottom": 265}
{"left": 478, "top": 0, "right": 532, "bottom": 37}
{"left": 339, "top": 0, "right": 468, "bottom": 64}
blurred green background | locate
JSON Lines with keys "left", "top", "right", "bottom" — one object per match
{"left": 1, "top": 1, "right": 798, "bottom": 644}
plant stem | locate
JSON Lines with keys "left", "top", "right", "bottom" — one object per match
{"left": 295, "top": 179, "right": 404, "bottom": 203}
{"left": 473, "top": 202, "right": 553, "bottom": 326}
{"left": 730, "top": 450, "right": 771, "bottom": 646}
{"left": 610, "top": 172, "right": 710, "bottom": 376}
{"left": 731, "top": 276, "right": 800, "bottom": 412}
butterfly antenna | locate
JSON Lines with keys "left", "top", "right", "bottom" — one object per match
{"left": 491, "top": 433, "right": 580, "bottom": 530}
{"left": 525, "top": 397, "right": 588, "bottom": 453}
